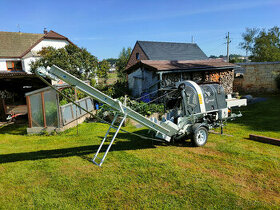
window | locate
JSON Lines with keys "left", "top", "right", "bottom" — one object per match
{"left": 136, "top": 53, "right": 140, "bottom": 60}
{"left": 6, "top": 61, "right": 23, "bottom": 71}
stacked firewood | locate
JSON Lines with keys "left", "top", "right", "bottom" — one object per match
{"left": 161, "top": 70, "right": 234, "bottom": 94}
{"left": 219, "top": 70, "right": 234, "bottom": 94}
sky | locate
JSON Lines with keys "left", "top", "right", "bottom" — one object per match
{"left": 1, "top": 0, "right": 280, "bottom": 60}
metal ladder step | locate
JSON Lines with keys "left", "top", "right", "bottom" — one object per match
{"left": 92, "top": 114, "right": 127, "bottom": 167}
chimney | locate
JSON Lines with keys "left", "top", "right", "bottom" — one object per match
{"left": 43, "top": 28, "right": 48, "bottom": 34}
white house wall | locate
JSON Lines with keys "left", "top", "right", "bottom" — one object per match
{"left": 0, "top": 39, "right": 69, "bottom": 73}
{"left": 22, "top": 57, "right": 38, "bottom": 73}
{"left": 0, "top": 60, "right": 6, "bottom": 71}
{"left": 24, "top": 39, "right": 69, "bottom": 73}
{"left": 32, "top": 39, "right": 69, "bottom": 52}
{"left": 0, "top": 58, "right": 21, "bottom": 71}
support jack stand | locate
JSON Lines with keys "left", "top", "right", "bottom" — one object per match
{"left": 92, "top": 114, "right": 127, "bottom": 167}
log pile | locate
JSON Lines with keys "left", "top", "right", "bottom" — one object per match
{"left": 161, "top": 69, "right": 234, "bottom": 94}
{"left": 205, "top": 71, "right": 220, "bottom": 82}
{"left": 161, "top": 73, "right": 181, "bottom": 87}
{"left": 182, "top": 72, "right": 192, "bottom": 80}
{"left": 219, "top": 70, "right": 234, "bottom": 94}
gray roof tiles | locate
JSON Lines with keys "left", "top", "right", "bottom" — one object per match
{"left": 137, "top": 41, "right": 208, "bottom": 61}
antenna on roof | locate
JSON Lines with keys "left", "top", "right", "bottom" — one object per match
{"left": 17, "top": 24, "right": 21, "bottom": 33}
{"left": 191, "top": 35, "right": 194, "bottom": 43}
{"left": 44, "top": 27, "right": 48, "bottom": 34}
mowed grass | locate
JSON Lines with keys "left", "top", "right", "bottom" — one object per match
{"left": 0, "top": 97, "right": 279, "bottom": 209}
{"left": 99, "top": 71, "right": 118, "bottom": 85}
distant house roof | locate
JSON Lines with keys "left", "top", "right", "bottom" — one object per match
{"left": 126, "top": 59, "right": 236, "bottom": 73}
{"left": 0, "top": 30, "right": 72, "bottom": 58}
{"left": 137, "top": 41, "right": 208, "bottom": 60}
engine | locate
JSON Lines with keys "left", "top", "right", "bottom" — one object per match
{"left": 165, "top": 81, "right": 230, "bottom": 123}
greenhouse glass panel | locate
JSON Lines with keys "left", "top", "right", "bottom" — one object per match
{"left": 80, "top": 100, "right": 87, "bottom": 115}
{"left": 44, "top": 90, "right": 58, "bottom": 127}
{"left": 61, "top": 105, "right": 73, "bottom": 125}
{"left": 86, "top": 98, "right": 94, "bottom": 111}
{"left": 30, "top": 93, "right": 44, "bottom": 127}
{"left": 72, "top": 104, "right": 78, "bottom": 118}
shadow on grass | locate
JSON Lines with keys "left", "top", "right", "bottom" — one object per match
{"left": 0, "top": 130, "right": 193, "bottom": 164}
{"left": 230, "top": 96, "right": 280, "bottom": 132}
{"left": 0, "top": 123, "right": 27, "bottom": 135}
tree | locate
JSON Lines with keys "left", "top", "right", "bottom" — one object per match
{"left": 30, "top": 44, "right": 98, "bottom": 80}
{"left": 239, "top": 28, "right": 259, "bottom": 56}
{"left": 251, "top": 27, "right": 280, "bottom": 62}
{"left": 97, "top": 59, "right": 110, "bottom": 84}
{"left": 106, "top": 58, "right": 118, "bottom": 65}
{"left": 115, "top": 47, "right": 131, "bottom": 82}
{"left": 239, "top": 26, "right": 280, "bottom": 62}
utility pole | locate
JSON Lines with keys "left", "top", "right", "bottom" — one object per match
{"left": 226, "top": 32, "right": 231, "bottom": 62}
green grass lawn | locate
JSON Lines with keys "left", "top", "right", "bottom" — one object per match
{"left": 99, "top": 72, "right": 118, "bottom": 85}
{"left": 0, "top": 97, "right": 279, "bottom": 209}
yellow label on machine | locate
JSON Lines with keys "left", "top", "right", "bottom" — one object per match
{"left": 198, "top": 94, "right": 203, "bottom": 104}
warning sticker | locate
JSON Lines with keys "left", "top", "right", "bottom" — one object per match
{"left": 198, "top": 94, "right": 203, "bottom": 104}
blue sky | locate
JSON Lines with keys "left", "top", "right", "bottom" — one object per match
{"left": 1, "top": 0, "right": 280, "bottom": 60}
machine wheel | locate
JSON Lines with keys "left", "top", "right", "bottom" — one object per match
{"left": 191, "top": 126, "right": 208, "bottom": 147}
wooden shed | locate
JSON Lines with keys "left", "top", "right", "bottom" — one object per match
{"left": 125, "top": 41, "right": 236, "bottom": 98}
{"left": 126, "top": 59, "right": 236, "bottom": 97}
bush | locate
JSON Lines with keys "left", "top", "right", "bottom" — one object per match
{"left": 95, "top": 84, "right": 115, "bottom": 97}
{"left": 90, "top": 78, "right": 96, "bottom": 87}
{"left": 59, "top": 87, "right": 87, "bottom": 105}
{"left": 95, "top": 81, "right": 130, "bottom": 98}
{"left": 111, "top": 81, "right": 130, "bottom": 98}
{"left": 96, "top": 96, "right": 164, "bottom": 121}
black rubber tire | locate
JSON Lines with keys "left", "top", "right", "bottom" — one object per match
{"left": 191, "top": 126, "right": 208, "bottom": 147}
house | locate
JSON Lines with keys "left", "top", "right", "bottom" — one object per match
{"left": 125, "top": 41, "right": 236, "bottom": 97}
{"left": 0, "top": 29, "right": 72, "bottom": 73}
{"left": 126, "top": 41, "right": 208, "bottom": 69}
{"left": 0, "top": 29, "right": 72, "bottom": 121}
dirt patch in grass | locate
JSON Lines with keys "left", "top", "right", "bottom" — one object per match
{"left": 186, "top": 146, "right": 227, "bottom": 158}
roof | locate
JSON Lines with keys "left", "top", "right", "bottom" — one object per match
{"left": 0, "top": 32, "right": 44, "bottom": 58}
{"left": 126, "top": 59, "right": 236, "bottom": 72}
{"left": 137, "top": 41, "right": 208, "bottom": 60}
{"left": 43, "top": 30, "right": 68, "bottom": 40}
{"left": 0, "top": 30, "right": 71, "bottom": 58}
{"left": 0, "top": 71, "right": 36, "bottom": 78}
